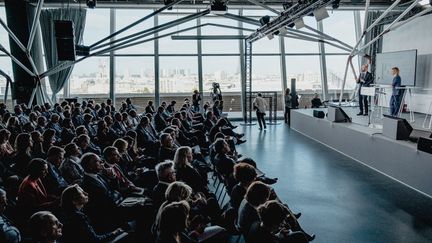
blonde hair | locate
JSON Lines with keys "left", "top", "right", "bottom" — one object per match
{"left": 173, "top": 146, "right": 192, "bottom": 168}
{"left": 165, "top": 181, "right": 192, "bottom": 202}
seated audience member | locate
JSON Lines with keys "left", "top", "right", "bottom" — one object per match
{"left": 213, "top": 139, "right": 237, "bottom": 192}
{"left": 76, "top": 133, "right": 101, "bottom": 155}
{"left": 61, "top": 185, "right": 126, "bottom": 243}
{"left": 0, "top": 189, "right": 21, "bottom": 243}
{"left": 173, "top": 146, "right": 208, "bottom": 194}
{"left": 35, "top": 116, "right": 47, "bottom": 134}
{"left": 153, "top": 161, "right": 176, "bottom": 209}
{"left": 46, "top": 113, "right": 62, "bottom": 138}
{"left": 311, "top": 93, "right": 323, "bottom": 108}
{"left": 112, "top": 113, "right": 127, "bottom": 137}
{"left": 135, "top": 117, "right": 160, "bottom": 158}
{"left": 166, "top": 101, "right": 176, "bottom": 114}
{"left": 248, "top": 200, "right": 308, "bottom": 243}
{"left": 17, "top": 159, "right": 58, "bottom": 216}
{"left": 42, "top": 129, "right": 56, "bottom": 154}
{"left": 28, "top": 211, "right": 63, "bottom": 243}
{"left": 159, "top": 133, "right": 176, "bottom": 162}
{"left": 61, "top": 118, "right": 76, "bottom": 145}
{"left": 59, "top": 143, "right": 84, "bottom": 184}
{"left": 230, "top": 163, "right": 257, "bottom": 210}
{"left": 11, "top": 133, "right": 33, "bottom": 178}
{"left": 30, "top": 131, "right": 45, "bottom": 159}
{"left": 102, "top": 146, "right": 143, "bottom": 195}
{"left": 0, "top": 129, "right": 14, "bottom": 164}
{"left": 154, "top": 106, "right": 168, "bottom": 133}
{"left": 209, "top": 119, "right": 244, "bottom": 144}
{"left": 237, "top": 181, "right": 271, "bottom": 236}
{"left": 145, "top": 100, "right": 155, "bottom": 115}
{"left": 6, "top": 117, "right": 22, "bottom": 143}
{"left": 43, "top": 146, "right": 68, "bottom": 195}
{"left": 156, "top": 200, "right": 190, "bottom": 243}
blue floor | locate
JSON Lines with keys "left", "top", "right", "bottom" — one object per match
{"left": 234, "top": 122, "right": 432, "bottom": 243}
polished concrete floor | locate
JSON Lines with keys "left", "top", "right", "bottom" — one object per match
{"left": 234, "top": 122, "right": 432, "bottom": 243}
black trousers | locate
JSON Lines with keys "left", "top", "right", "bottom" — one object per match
{"left": 285, "top": 107, "right": 291, "bottom": 125}
{"left": 256, "top": 111, "right": 266, "bottom": 129}
{"left": 359, "top": 88, "right": 368, "bottom": 114}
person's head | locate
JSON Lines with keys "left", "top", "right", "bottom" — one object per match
{"left": 29, "top": 211, "right": 63, "bottom": 242}
{"left": 46, "top": 146, "right": 65, "bottom": 168}
{"left": 37, "top": 116, "right": 47, "bottom": 127}
{"left": 113, "top": 138, "right": 128, "bottom": 153}
{"left": 15, "top": 133, "right": 32, "bottom": 152}
{"left": 156, "top": 161, "right": 176, "bottom": 183}
{"left": 30, "top": 131, "right": 42, "bottom": 143}
{"left": 0, "top": 129, "right": 11, "bottom": 143}
{"left": 23, "top": 122, "right": 35, "bottom": 133}
{"left": 104, "top": 116, "right": 113, "bottom": 126}
{"left": 61, "top": 184, "right": 89, "bottom": 211}
{"left": 173, "top": 146, "right": 193, "bottom": 168}
{"left": 75, "top": 125, "right": 88, "bottom": 136}
{"left": 114, "top": 112, "right": 122, "bottom": 122}
{"left": 0, "top": 189, "right": 7, "bottom": 213}
{"left": 313, "top": 93, "right": 319, "bottom": 99}
{"left": 28, "top": 158, "right": 49, "bottom": 179}
{"left": 64, "top": 142, "right": 81, "bottom": 158}
{"left": 245, "top": 181, "right": 271, "bottom": 207}
{"left": 193, "top": 89, "right": 199, "bottom": 94}
{"left": 148, "top": 100, "right": 154, "bottom": 106}
{"left": 83, "top": 113, "right": 93, "bottom": 123}
{"left": 29, "top": 112, "right": 37, "bottom": 122}
{"left": 6, "top": 116, "right": 18, "bottom": 127}
{"left": 170, "top": 100, "right": 176, "bottom": 106}
{"left": 158, "top": 200, "right": 190, "bottom": 236}
{"left": 214, "top": 138, "right": 229, "bottom": 154}
{"left": 160, "top": 133, "right": 173, "bottom": 148}
{"left": 257, "top": 93, "right": 262, "bottom": 97}
{"left": 257, "top": 200, "right": 289, "bottom": 232}
{"left": 42, "top": 129, "right": 56, "bottom": 145}
{"left": 361, "top": 64, "right": 369, "bottom": 72}
{"left": 234, "top": 163, "right": 257, "bottom": 186}
{"left": 392, "top": 67, "right": 400, "bottom": 76}
{"left": 238, "top": 157, "right": 257, "bottom": 168}
{"left": 75, "top": 134, "right": 90, "bottom": 149}
{"left": 170, "top": 118, "right": 181, "bottom": 128}
{"left": 80, "top": 153, "right": 103, "bottom": 174}
{"left": 50, "top": 114, "right": 60, "bottom": 123}
{"left": 139, "top": 116, "right": 149, "bottom": 127}
{"left": 165, "top": 181, "right": 192, "bottom": 202}
{"left": 126, "top": 98, "right": 132, "bottom": 105}
{"left": 103, "top": 146, "right": 121, "bottom": 165}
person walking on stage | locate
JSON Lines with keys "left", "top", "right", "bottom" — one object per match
{"left": 357, "top": 64, "right": 374, "bottom": 116}
{"left": 390, "top": 67, "right": 402, "bottom": 117}
{"left": 253, "top": 93, "right": 268, "bottom": 130}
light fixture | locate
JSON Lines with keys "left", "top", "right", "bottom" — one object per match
{"left": 164, "top": 0, "right": 174, "bottom": 10}
{"left": 259, "top": 15, "right": 271, "bottom": 26}
{"left": 278, "top": 27, "right": 288, "bottom": 34}
{"left": 283, "top": 1, "right": 293, "bottom": 10}
{"left": 211, "top": 0, "right": 228, "bottom": 14}
{"left": 313, "top": 6, "right": 329, "bottom": 22}
{"left": 266, "top": 34, "right": 274, "bottom": 40}
{"left": 419, "top": 0, "right": 431, "bottom": 6}
{"left": 332, "top": 0, "right": 340, "bottom": 9}
{"left": 86, "top": 0, "right": 96, "bottom": 8}
{"left": 294, "top": 18, "right": 305, "bottom": 29}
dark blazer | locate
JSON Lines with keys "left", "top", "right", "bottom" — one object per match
{"left": 230, "top": 184, "right": 247, "bottom": 210}
{"left": 154, "top": 113, "right": 168, "bottom": 132}
{"left": 42, "top": 163, "right": 68, "bottom": 195}
{"left": 135, "top": 125, "right": 158, "bottom": 149}
{"left": 159, "top": 147, "right": 176, "bottom": 163}
{"left": 62, "top": 209, "right": 118, "bottom": 243}
{"left": 152, "top": 182, "right": 169, "bottom": 210}
{"left": 247, "top": 221, "right": 278, "bottom": 243}
{"left": 80, "top": 174, "right": 122, "bottom": 220}
{"left": 203, "top": 118, "right": 215, "bottom": 132}
{"left": 60, "top": 128, "right": 76, "bottom": 145}
{"left": 214, "top": 153, "right": 235, "bottom": 177}
{"left": 358, "top": 71, "right": 374, "bottom": 87}
{"left": 176, "top": 165, "right": 207, "bottom": 193}
{"left": 392, "top": 75, "right": 402, "bottom": 96}
{"left": 145, "top": 105, "right": 155, "bottom": 114}
{"left": 112, "top": 121, "right": 127, "bottom": 136}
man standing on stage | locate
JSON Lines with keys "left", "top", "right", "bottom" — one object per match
{"left": 357, "top": 64, "right": 374, "bottom": 116}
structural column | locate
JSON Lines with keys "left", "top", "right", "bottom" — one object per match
{"left": 154, "top": 13, "right": 160, "bottom": 107}
{"left": 109, "top": 9, "right": 116, "bottom": 105}
{"left": 197, "top": 15, "right": 204, "bottom": 112}
{"left": 279, "top": 36, "right": 287, "bottom": 108}
{"left": 317, "top": 21, "right": 329, "bottom": 101}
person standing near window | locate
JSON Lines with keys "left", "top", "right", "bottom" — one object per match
{"left": 253, "top": 93, "right": 268, "bottom": 130}
{"left": 284, "top": 89, "right": 292, "bottom": 125}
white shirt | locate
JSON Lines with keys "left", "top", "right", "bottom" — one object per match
{"left": 253, "top": 96, "right": 268, "bottom": 113}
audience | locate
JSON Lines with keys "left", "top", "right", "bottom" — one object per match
{"left": 0, "top": 97, "right": 314, "bottom": 242}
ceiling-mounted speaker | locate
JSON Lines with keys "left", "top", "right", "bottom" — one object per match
{"left": 294, "top": 18, "right": 305, "bottom": 29}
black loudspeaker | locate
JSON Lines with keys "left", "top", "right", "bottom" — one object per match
{"left": 313, "top": 110, "right": 325, "bottom": 119}
{"left": 55, "top": 20, "right": 75, "bottom": 61}
{"left": 418, "top": 137, "right": 432, "bottom": 154}
{"left": 382, "top": 115, "right": 413, "bottom": 140}
{"left": 327, "top": 106, "right": 351, "bottom": 123}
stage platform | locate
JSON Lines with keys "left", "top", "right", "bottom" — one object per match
{"left": 291, "top": 108, "right": 432, "bottom": 198}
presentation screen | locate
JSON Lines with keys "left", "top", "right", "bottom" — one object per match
{"left": 375, "top": 49, "right": 417, "bottom": 86}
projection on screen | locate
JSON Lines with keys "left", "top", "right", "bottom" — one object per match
{"left": 375, "top": 49, "right": 417, "bottom": 86}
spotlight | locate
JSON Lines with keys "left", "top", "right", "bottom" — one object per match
{"left": 332, "top": 0, "right": 340, "bottom": 9}
{"left": 86, "top": 0, "right": 96, "bottom": 8}
{"left": 419, "top": 0, "right": 431, "bottom": 5}
{"left": 266, "top": 34, "right": 274, "bottom": 40}
{"left": 259, "top": 15, "right": 271, "bottom": 26}
{"left": 294, "top": 18, "right": 305, "bottom": 29}
{"left": 164, "top": 0, "right": 174, "bottom": 10}
{"left": 313, "top": 6, "right": 329, "bottom": 22}
{"left": 211, "top": 0, "right": 228, "bottom": 14}
{"left": 278, "top": 27, "right": 288, "bottom": 34}
{"left": 288, "top": 22, "right": 295, "bottom": 28}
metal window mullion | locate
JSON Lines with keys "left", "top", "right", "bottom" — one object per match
{"left": 317, "top": 21, "right": 329, "bottom": 101}
{"left": 154, "top": 12, "right": 160, "bottom": 107}
{"left": 109, "top": 9, "right": 116, "bottom": 105}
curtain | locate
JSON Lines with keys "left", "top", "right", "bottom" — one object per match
{"left": 39, "top": 8, "right": 86, "bottom": 102}
{"left": 364, "top": 11, "right": 384, "bottom": 69}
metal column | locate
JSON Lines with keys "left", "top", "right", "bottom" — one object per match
{"left": 109, "top": 9, "right": 116, "bottom": 105}
{"left": 279, "top": 36, "right": 287, "bottom": 108}
{"left": 154, "top": 13, "right": 160, "bottom": 107}
{"left": 317, "top": 21, "right": 329, "bottom": 101}
{"left": 197, "top": 15, "right": 204, "bottom": 112}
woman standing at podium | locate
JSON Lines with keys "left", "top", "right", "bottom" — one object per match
{"left": 390, "top": 67, "right": 402, "bottom": 117}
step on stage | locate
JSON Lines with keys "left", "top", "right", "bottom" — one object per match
{"left": 291, "top": 107, "right": 432, "bottom": 198}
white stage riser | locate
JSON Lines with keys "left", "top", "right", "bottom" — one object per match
{"left": 291, "top": 110, "right": 432, "bottom": 198}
